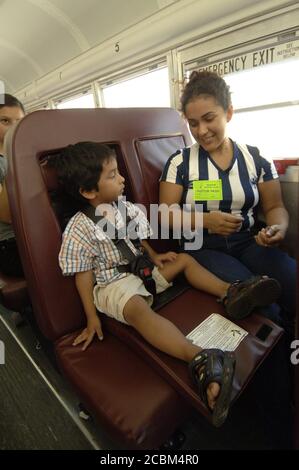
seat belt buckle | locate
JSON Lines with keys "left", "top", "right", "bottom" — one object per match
{"left": 142, "top": 267, "right": 152, "bottom": 278}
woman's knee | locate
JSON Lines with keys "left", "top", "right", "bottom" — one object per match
{"left": 186, "top": 249, "right": 253, "bottom": 282}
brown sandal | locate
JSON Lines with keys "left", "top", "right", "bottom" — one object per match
{"left": 221, "top": 275, "right": 281, "bottom": 320}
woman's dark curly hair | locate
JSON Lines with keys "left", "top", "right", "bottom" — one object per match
{"left": 181, "top": 71, "right": 231, "bottom": 113}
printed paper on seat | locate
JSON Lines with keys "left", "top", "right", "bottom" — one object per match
{"left": 186, "top": 313, "right": 248, "bottom": 351}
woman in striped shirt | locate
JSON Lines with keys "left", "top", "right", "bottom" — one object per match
{"left": 160, "top": 71, "right": 295, "bottom": 328}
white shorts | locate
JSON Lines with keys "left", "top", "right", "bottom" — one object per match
{"left": 93, "top": 267, "right": 172, "bottom": 324}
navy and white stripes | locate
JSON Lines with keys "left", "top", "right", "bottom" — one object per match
{"left": 160, "top": 140, "right": 278, "bottom": 231}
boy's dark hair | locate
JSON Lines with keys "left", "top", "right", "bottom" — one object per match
{"left": 181, "top": 71, "right": 231, "bottom": 113}
{"left": 0, "top": 93, "right": 25, "bottom": 113}
{"left": 49, "top": 142, "right": 116, "bottom": 228}
{"left": 52, "top": 142, "right": 116, "bottom": 205}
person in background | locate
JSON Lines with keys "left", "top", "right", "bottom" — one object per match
{"left": 0, "top": 93, "right": 25, "bottom": 276}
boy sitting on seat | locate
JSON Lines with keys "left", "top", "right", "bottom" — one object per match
{"left": 55, "top": 142, "right": 279, "bottom": 427}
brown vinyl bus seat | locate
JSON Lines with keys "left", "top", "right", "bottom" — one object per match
{"left": 78, "top": 108, "right": 283, "bottom": 415}
{"left": 5, "top": 108, "right": 283, "bottom": 442}
{"left": 4, "top": 110, "right": 191, "bottom": 450}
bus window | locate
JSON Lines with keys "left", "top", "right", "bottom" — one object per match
{"left": 228, "top": 105, "right": 299, "bottom": 159}
{"left": 225, "top": 58, "right": 299, "bottom": 159}
{"left": 56, "top": 93, "right": 95, "bottom": 109}
{"left": 102, "top": 67, "right": 170, "bottom": 108}
{"left": 225, "top": 59, "right": 298, "bottom": 109}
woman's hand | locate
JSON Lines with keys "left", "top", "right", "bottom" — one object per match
{"left": 151, "top": 251, "right": 178, "bottom": 268}
{"left": 73, "top": 316, "right": 103, "bottom": 351}
{"left": 254, "top": 224, "right": 286, "bottom": 247}
{"left": 206, "top": 211, "right": 243, "bottom": 236}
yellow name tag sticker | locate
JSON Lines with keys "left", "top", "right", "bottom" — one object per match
{"left": 193, "top": 180, "right": 223, "bottom": 201}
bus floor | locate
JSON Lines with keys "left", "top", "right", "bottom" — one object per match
{"left": 0, "top": 304, "right": 272, "bottom": 450}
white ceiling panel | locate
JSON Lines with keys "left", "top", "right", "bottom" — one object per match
{"left": 49, "top": 0, "right": 158, "bottom": 46}
{"left": 0, "top": 0, "right": 164, "bottom": 92}
{"left": 0, "top": 0, "right": 292, "bottom": 97}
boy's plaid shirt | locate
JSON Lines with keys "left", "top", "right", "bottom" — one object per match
{"left": 59, "top": 201, "right": 152, "bottom": 286}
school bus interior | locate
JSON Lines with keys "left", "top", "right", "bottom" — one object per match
{"left": 1, "top": 107, "right": 289, "bottom": 449}
{"left": 0, "top": 0, "right": 298, "bottom": 451}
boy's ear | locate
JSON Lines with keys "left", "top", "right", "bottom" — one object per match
{"left": 79, "top": 188, "right": 97, "bottom": 200}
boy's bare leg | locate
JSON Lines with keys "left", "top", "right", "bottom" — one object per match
{"left": 159, "top": 253, "right": 229, "bottom": 298}
{"left": 123, "top": 294, "right": 220, "bottom": 410}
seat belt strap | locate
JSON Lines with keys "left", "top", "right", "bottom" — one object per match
{"left": 82, "top": 203, "right": 156, "bottom": 297}
{"left": 83, "top": 204, "right": 137, "bottom": 262}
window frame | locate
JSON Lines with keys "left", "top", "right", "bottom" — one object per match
{"left": 53, "top": 87, "right": 96, "bottom": 109}
{"left": 97, "top": 56, "right": 172, "bottom": 108}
